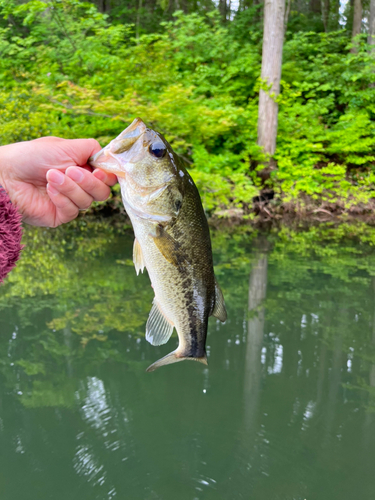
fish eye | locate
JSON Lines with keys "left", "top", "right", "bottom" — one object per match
{"left": 149, "top": 142, "right": 166, "bottom": 159}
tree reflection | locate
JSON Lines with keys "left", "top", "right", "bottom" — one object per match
{"left": 243, "top": 245, "right": 268, "bottom": 434}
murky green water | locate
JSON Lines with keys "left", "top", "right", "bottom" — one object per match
{"left": 1, "top": 221, "right": 375, "bottom": 500}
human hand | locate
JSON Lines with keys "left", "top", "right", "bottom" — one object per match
{"left": 0, "top": 137, "right": 117, "bottom": 227}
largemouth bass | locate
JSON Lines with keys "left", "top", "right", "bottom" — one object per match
{"left": 89, "top": 118, "right": 227, "bottom": 372}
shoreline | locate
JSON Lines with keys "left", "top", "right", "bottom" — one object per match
{"left": 88, "top": 195, "right": 375, "bottom": 230}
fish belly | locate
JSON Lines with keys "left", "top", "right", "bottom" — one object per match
{"left": 130, "top": 215, "right": 208, "bottom": 357}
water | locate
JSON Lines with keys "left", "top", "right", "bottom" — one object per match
{"left": 1, "top": 220, "right": 375, "bottom": 500}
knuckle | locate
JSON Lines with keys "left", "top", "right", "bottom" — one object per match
{"left": 57, "top": 196, "right": 73, "bottom": 209}
{"left": 94, "top": 188, "right": 110, "bottom": 202}
{"left": 89, "top": 138, "right": 101, "bottom": 149}
{"left": 79, "top": 175, "right": 96, "bottom": 192}
{"left": 62, "top": 181, "right": 79, "bottom": 196}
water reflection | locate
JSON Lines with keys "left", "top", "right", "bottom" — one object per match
{"left": 244, "top": 245, "right": 268, "bottom": 435}
{"left": 81, "top": 377, "right": 111, "bottom": 430}
{"left": 1, "top": 223, "right": 375, "bottom": 499}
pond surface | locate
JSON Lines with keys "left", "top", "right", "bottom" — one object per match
{"left": 1, "top": 220, "right": 375, "bottom": 500}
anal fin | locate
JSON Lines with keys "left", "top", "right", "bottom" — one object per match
{"left": 133, "top": 238, "right": 145, "bottom": 275}
{"left": 212, "top": 277, "right": 227, "bottom": 322}
{"left": 146, "top": 299, "right": 174, "bottom": 346}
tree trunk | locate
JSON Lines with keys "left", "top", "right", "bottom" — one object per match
{"left": 98, "top": 0, "right": 110, "bottom": 13}
{"left": 257, "top": 0, "right": 285, "bottom": 159}
{"left": 321, "top": 0, "right": 330, "bottom": 32}
{"left": 310, "top": 0, "right": 321, "bottom": 15}
{"left": 136, "top": 0, "right": 143, "bottom": 40}
{"left": 351, "top": 0, "right": 362, "bottom": 52}
{"left": 253, "top": 0, "right": 262, "bottom": 24}
{"left": 219, "top": 0, "right": 227, "bottom": 21}
{"left": 369, "top": 0, "right": 375, "bottom": 45}
{"left": 284, "top": 0, "right": 291, "bottom": 32}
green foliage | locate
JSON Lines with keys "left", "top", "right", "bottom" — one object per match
{"left": 277, "top": 32, "right": 375, "bottom": 205}
{"left": 0, "top": 1, "right": 374, "bottom": 212}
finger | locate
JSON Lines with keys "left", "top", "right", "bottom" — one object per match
{"left": 93, "top": 168, "right": 118, "bottom": 187}
{"left": 47, "top": 183, "right": 79, "bottom": 226}
{"left": 47, "top": 169, "right": 94, "bottom": 209}
{"left": 65, "top": 166, "right": 112, "bottom": 201}
{"left": 62, "top": 138, "right": 102, "bottom": 167}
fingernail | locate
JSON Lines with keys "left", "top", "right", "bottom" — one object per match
{"left": 47, "top": 169, "right": 65, "bottom": 185}
{"left": 66, "top": 167, "right": 84, "bottom": 183}
{"left": 47, "top": 183, "right": 59, "bottom": 196}
{"left": 93, "top": 169, "right": 107, "bottom": 182}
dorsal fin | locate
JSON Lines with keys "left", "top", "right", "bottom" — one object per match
{"left": 146, "top": 299, "right": 174, "bottom": 346}
{"left": 212, "top": 278, "right": 227, "bottom": 322}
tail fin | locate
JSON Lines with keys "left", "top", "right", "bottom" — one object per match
{"left": 146, "top": 350, "right": 208, "bottom": 373}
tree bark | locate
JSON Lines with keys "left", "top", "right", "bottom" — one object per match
{"left": 219, "top": 0, "right": 227, "bottom": 21}
{"left": 369, "top": 0, "right": 375, "bottom": 45}
{"left": 98, "top": 0, "right": 110, "bottom": 13}
{"left": 351, "top": 0, "right": 362, "bottom": 52}
{"left": 310, "top": 0, "right": 321, "bottom": 15}
{"left": 284, "top": 0, "right": 291, "bottom": 32}
{"left": 321, "top": 0, "right": 330, "bottom": 32}
{"left": 136, "top": 0, "right": 143, "bottom": 40}
{"left": 330, "top": 0, "right": 340, "bottom": 30}
{"left": 257, "top": 0, "right": 285, "bottom": 159}
{"left": 253, "top": 0, "right": 263, "bottom": 24}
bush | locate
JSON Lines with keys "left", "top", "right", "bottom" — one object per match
{"left": 0, "top": 1, "right": 374, "bottom": 212}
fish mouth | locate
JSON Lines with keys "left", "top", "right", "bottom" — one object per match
{"left": 88, "top": 117, "right": 147, "bottom": 177}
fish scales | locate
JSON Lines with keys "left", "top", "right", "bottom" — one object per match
{"left": 89, "top": 118, "right": 227, "bottom": 372}
{"left": 123, "top": 171, "right": 214, "bottom": 358}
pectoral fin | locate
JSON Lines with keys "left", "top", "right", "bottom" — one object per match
{"left": 151, "top": 226, "right": 188, "bottom": 269}
{"left": 133, "top": 238, "right": 145, "bottom": 275}
{"left": 146, "top": 299, "right": 174, "bottom": 346}
{"left": 212, "top": 278, "right": 227, "bottom": 322}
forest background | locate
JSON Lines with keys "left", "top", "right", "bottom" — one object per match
{"left": 0, "top": 0, "right": 374, "bottom": 220}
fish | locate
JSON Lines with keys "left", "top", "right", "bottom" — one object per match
{"left": 89, "top": 118, "right": 227, "bottom": 372}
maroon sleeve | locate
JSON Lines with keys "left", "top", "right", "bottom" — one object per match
{"left": 0, "top": 186, "right": 23, "bottom": 284}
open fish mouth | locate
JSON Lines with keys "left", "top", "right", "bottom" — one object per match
{"left": 88, "top": 117, "right": 147, "bottom": 177}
